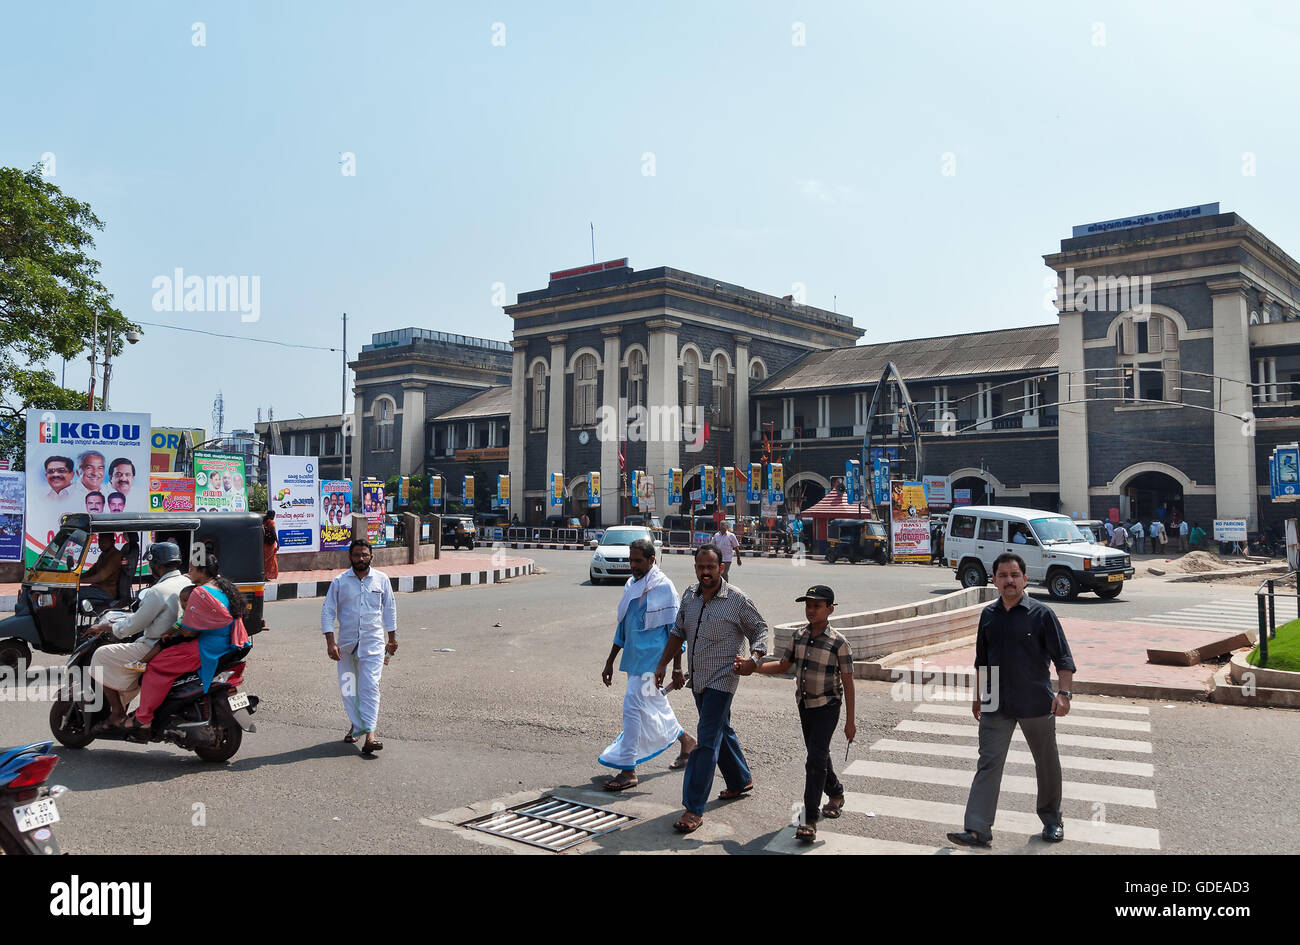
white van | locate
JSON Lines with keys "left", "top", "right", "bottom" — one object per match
{"left": 944, "top": 506, "right": 1135, "bottom": 600}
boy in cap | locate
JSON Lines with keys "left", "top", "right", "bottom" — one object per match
{"left": 734, "top": 584, "right": 856, "bottom": 842}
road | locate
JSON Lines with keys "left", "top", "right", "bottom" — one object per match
{"left": 1, "top": 550, "right": 1293, "bottom": 855}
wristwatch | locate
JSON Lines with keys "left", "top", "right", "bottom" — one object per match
{"left": 1057, "top": 690, "right": 1072, "bottom": 700}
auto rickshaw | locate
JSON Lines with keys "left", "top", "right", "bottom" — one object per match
{"left": 824, "top": 518, "right": 889, "bottom": 565}
{"left": 0, "top": 511, "right": 267, "bottom": 669}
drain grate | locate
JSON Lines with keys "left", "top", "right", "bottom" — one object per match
{"left": 462, "top": 795, "right": 638, "bottom": 852}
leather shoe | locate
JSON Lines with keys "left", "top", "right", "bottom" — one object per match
{"left": 945, "top": 830, "right": 991, "bottom": 848}
{"left": 1041, "top": 824, "right": 1064, "bottom": 843}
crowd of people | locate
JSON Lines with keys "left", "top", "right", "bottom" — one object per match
{"left": 1102, "top": 516, "right": 1204, "bottom": 554}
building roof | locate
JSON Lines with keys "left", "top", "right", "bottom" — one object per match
{"left": 756, "top": 324, "right": 1059, "bottom": 395}
{"left": 433, "top": 385, "right": 512, "bottom": 421}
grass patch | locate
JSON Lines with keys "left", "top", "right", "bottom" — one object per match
{"left": 1247, "top": 616, "right": 1300, "bottom": 672}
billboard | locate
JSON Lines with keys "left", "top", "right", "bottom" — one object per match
{"left": 269, "top": 455, "right": 320, "bottom": 553}
{"left": 0, "top": 471, "right": 24, "bottom": 561}
{"left": 890, "top": 479, "right": 931, "bottom": 563}
{"left": 25, "top": 410, "right": 151, "bottom": 565}
{"left": 149, "top": 474, "right": 196, "bottom": 512}
{"left": 194, "top": 450, "right": 248, "bottom": 513}
{"left": 923, "top": 475, "right": 951, "bottom": 509}
{"left": 362, "top": 479, "right": 386, "bottom": 547}
{"left": 320, "top": 479, "right": 352, "bottom": 550}
{"left": 150, "top": 427, "right": 205, "bottom": 473}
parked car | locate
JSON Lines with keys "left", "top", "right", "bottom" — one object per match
{"left": 589, "top": 526, "right": 662, "bottom": 585}
{"left": 944, "top": 506, "right": 1133, "bottom": 600}
{"left": 440, "top": 515, "right": 476, "bottom": 550}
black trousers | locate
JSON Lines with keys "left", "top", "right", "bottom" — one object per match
{"left": 798, "top": 700, "right": 844, "bottom": 823}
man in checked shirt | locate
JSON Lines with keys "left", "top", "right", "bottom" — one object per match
{"left": 654, "top": 544, "right": 769, "bottom": 834}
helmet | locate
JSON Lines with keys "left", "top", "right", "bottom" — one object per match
{"left": 146, "top": 541, "right": 182, "bottom": 569}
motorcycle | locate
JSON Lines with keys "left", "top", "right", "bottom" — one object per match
{"left": 50, "top": 630, "right": 259, "bottom": 764}
{"left": 0, "top": 740, "right": 67, "bottom": 855}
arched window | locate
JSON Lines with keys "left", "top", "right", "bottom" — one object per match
{"left": 626, "top": 349, "right": 644, "bottom": 409}
{"left": 573, "top": 353, "right": 597, "bottom": 426}
{"left": 1117, "top": 313, "right": 1180, "bottom": 403}
{"left": 750, "top": 360, "right": 766, "bottom": 383}
{"left": 373, "top": 398, "right": 395, "bottom": 451}
{"left": 712, "top": 353, "right": 732, "bottom": 429}
{"left": 530, "top": 364, "right": 547, "bottom": 430}
{"left": 681, "top": 349, "right": 699, "bottom": 421}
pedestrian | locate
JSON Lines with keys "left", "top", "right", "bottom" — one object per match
{"left": 1190, "top": 521, "right": 1206, "bottom": 548}
{"left": 947, "top": 552, "right": 1075, "bottom": 848}
{"left": 1178, "top": 518, "right": 1189, "bottom": 553}
{"left": 1131, "top": 519, "right": 1146, "bottom": 555}
{"left": 1104, "top": 520, "right": 1115, "bottom": 545}
{"left": 735, "top": 584, "right": 855, "bottom": 842}
{"left": 599, "top": 538, "right": 697, "bottom": 789}
{"left": 1110, "top": 522, "right": 1129, "bottom": 552}
{"left": 321, "top": 539, "right": 398, "bottom": 754}
{"left": 714, "top": 519, "right": 742, "bottom": 581}
{"left": 263, "top": 509, "right": 279, "bottom": 581}
{"left": 1154, "top": 519, "right": 1168, "bottom": 554}
{"left": 654, "top": 544, "right": 769, "bottom": 834}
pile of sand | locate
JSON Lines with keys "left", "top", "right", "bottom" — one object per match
{"left": 1157, "top": 551, "right": 1239, "bottom": 574}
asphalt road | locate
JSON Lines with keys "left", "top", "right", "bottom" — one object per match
{"left": 1, "top": 550, "right": 1293, "bottom": 856}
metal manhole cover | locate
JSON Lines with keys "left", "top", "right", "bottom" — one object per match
{"left": 461, "top": 795, "right": 638, "bottom": 852}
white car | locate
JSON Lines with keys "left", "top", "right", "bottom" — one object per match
{"left": 588, "top": 526, "right": 661, "bottom": 586}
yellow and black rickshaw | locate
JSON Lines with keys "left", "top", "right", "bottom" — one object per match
{"left": 0, "top": 512, "right": 266, "bottom": 669}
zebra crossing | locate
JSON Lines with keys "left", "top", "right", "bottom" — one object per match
{"left": 766, "top": 696, "right": 1161, "bottom": 854}
{"left": 1135, "top": 596, "right": 1265, "bottom": 635}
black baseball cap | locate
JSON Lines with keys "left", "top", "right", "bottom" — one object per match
{"left": 796, "top": 585, "right": 835, "bottom": 604}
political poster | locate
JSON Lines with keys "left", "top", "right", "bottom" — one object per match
{"left": 269, "top": 456, "right": 320, "bottom": 553}
{"left": 890, "top": 479, "right": 931, "bottom": 563}
{"left": 150, "top": 427, "right": 205, "bottom": 473}
{"left": 496, "top": 474, "right": 510, "bottom": 509}
{"left": 0, "top": 471, "right": 24, "bottom": 561}
{"left": 149, "top": 474, "right": 196, "bottom": 512}
{"left": 631, "top": 470, "right": 641, "bottom": 509}
{"left": 24, "top": 410, "right": 151, "bottom": 566}
{"left": 362, "top": 479, "right": 386, "bottom": 547}
{"left": 587, "top": 471, "right": 601, "bottom": 508}
{"left": 463, "top": 475, "right": 475, "bottom": 507}
{"left": 768, "top": 462, "right": 784, "bottom": 504}
{"left": 194, "top": 450, "right": 248, "bottom": 513}
{"left": 922, "top": 475, "right": 951, "bottom": 509}
{"left": 548, "top": 472, "right": 562, "bottom": 510}
{"left": 669, "top": 468, "right": 683, "bottom": 506}
{"left": 702, "top": 466, "right": 715, "bottom": 504}
{"left": 429, "top": 476, "right": 443, "bottom": 508}
{"left": 320, "top": 479, "right": 353, "bottom": 550}
{"left": 637, "top": 473, "right": 655, "bottom": 512}
{"left": 722, "top": 467, "right": 736, "bottom": 507}
{"left": 747, "top": 463, "right": 762, "bottom": 503}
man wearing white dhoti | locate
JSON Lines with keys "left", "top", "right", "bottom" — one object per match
{"left": 599, "top": 538, "right": 696, "bottom": 790}
{"left": 322, "top": 539, "right": 398, "bottom": 755}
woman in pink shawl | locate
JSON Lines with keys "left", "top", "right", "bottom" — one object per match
{"left": 124, "top": 560, "right": 249, "bottom": 733}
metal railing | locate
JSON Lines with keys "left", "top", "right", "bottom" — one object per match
{"left": 1254, "top": 574, "right": 1297, "bottom": 666}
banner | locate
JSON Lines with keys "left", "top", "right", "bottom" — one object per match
{"left": 702, "top": 465, "right": 715, "bottom": 504}
{"left": 548, "top": 472, "right": 562, "bottom": 510}
{"left": 631, "top": 470, "right": 641, "bottom": 509}
{"left": 397, "top": 476, "right": 409, "bottom": 506}
{"left": 429, "top": 476, "right": 443, "bottom": 508}
{"left": 768, "top": 462, "right": 784, "bottom": 504}
{"left": 669, "top": 468, "right": 682, "bottom": 506}
{"left": 845, "top": 459, "right": 861, "bottom": 504}
{"left": 748, "top": 463, "right": 762, "bottom": 503}
{"left": 269, "top": 456, "right": 320, "bottom": 553}
{"left": 362, "top": 479, "right": 386, "bottom": 547}
{"left": 722, "top": 467, "right": 736, "bottom": 507}
{"left": 150, "top": 427, "right": 205, "bottom": 473}
{"left": 587, "top": 471, "right": 601, "bottom": 508}
{"left": 872, "top": 458, "right": 890, "bottom": 505}
{"left": 194, "top": 450, "right": 248, "bottom": 514}
{"left": 637, "top": 473, "right": 655, "bottom": 512}
{"left": 0, "top": 471, "right": 23, "bottom": 562}
{"left": 320, "top": 479, "right": 352, "bottom": 550}
{"left": 953, "top": 488, "right": 972, "bottom": 507}
{"left": 1213, "top": 519, "right": 1247, "bottom": 542}
{"left": 890, "top": 479, "right": 931, "bottom": 563}
{"left": 463, "top": 475, "right": 475, "bottom": 507}
{"left": 149, "top": 474, "right": 195, "bottom": 512}
{"left": 496, "top": 474, "right": 510, "bottom": 509}
{"left": 922, "top": 475, "right": 951, "bottom": 508}
{"left": 25, "top": 410, "right": 151, "bottom": 565}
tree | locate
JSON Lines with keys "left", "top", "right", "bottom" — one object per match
{"left": 0, "top": 165, "right": 135, "bottom": 465}
{"left": 248, "top": 482, "right": 268, "bottom": 513}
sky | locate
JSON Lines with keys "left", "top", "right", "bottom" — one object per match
{"left": 4, "top": 0, "right": 1300, "bottom": 435}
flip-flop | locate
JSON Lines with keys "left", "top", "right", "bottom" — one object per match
{"left": 717, "top": 781, "right": 754, "bottom": 800}
{"left": 668, "top": 753, "right": 691, "bottom": 770}
{"left": 821, "top": 795, "right": 845, "bottom": 819}
{"left": 361, "top": 738, "right": 384, "bottom": 754}
{"left": 603, "top": 775, "right": 638, "bottom": 791}
{"left": 673, "top": 813, "right": 703, "bottom": 833}
{"left": 343, "top": 730, "right": 357, "bottom": 744}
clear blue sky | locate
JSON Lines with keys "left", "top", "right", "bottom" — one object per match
{"left": 5, "top": 0, "right": 1298, "bottom": 433}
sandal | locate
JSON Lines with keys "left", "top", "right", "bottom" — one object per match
{"left": 361, "top": 737, "right": 384, "bottom": 754}
{"left": 669, "top": 753, "right": 691, "bottom": 770}
{"left": 821, "top": 795, "right": 845, "bottom": 819}
{"left": 673, "top": 812, "right": 703, "bottom": 833}
{"left": 343, "top": 729, "right": 357, "bottom": 744}
{"left": 796, "top": 823, "right": 817, "bottom": 842}
{"left": 717, "top": 781, "right": 753, "bottom": 801}
{"left": 603, "top": 773, "right": 638, "bottom": 791}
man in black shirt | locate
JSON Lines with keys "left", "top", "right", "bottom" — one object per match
{"left": 947, "top": 552, "right": 1076, "bottom": 848}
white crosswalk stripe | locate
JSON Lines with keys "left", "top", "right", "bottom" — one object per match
{"left": 868, "top": 738, "right": 1155, "bottom": 777}
{"left": 1137, "top": 598, "right": 1264, "bottom": 634}
{"left": 896, "top": 719, "right": 1153, "bottom": 753}
{"left": 913, "top": 703, "right": 1152, "bottom": 732}
{"left": 846, "top": 760, "right": 1157, "bottom": 808}
{"left": 763, "top": 831, "right": 968, "bottom": 855}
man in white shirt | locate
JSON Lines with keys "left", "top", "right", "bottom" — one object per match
{"left": 1178, "top": 519, "right": 1189, "bottom": 553}
{"left": 714, "top": 520, "right": 742, "bottom": 581}
{"left": 1131, "top": 520, "right": 1146, "bottom": 555}
{"left": 42, "top": 455, "right": 77, "bottom": 502}
{"left": 321, "top": 539, "right": 398, "bottom": 754}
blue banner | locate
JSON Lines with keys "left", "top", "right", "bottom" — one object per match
{"left": 747, "top": 463, "right": 761, "bottom": 503}
{"left": 278, "top": 527, "right": 315, "bottom": 549}
{"left": 872, "top": 458, "right": 890, "bottom": 505}
{"left": 845, "top": 459, "right": 860, "bottom": 504}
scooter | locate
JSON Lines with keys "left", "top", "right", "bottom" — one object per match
{"left": 0, "top": 740, "right": 67, "bottom": 855}
{"left": 50, "top": 632, "right": 259, "bottom": 764}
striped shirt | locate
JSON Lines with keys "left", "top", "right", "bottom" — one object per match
{"left": 783, "top": 626, "right": 854, "bottom": 709}
{"left": 671, "top": 581, "right": 769, "bottom": 694}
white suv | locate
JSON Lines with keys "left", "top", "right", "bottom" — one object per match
{"left": 944, "top": 506, "right": 1134, "bottom": 600}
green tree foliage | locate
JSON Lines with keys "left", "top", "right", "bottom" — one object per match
{"left": 0, "top": 166, "right": 135, "bottom": 465}
{"left": 248, "top": 481, "right": 268, "bottom": 513}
